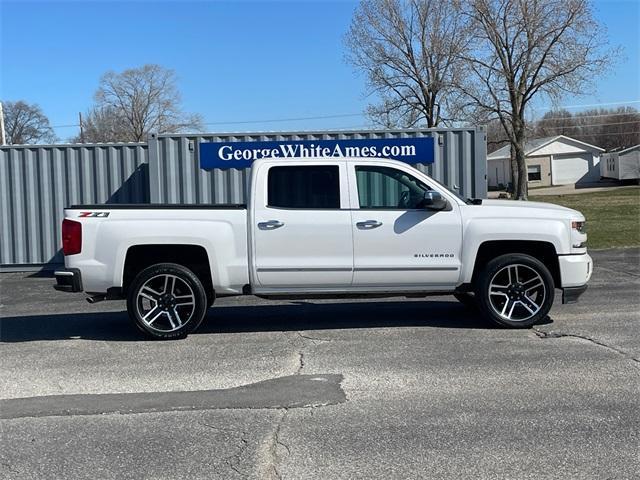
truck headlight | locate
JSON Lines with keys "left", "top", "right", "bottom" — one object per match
{"left": 571, "top": 220, "right": 587, "bottom": 248}
{"left": 571, "top": 221, "right": 586, "bottom": 234}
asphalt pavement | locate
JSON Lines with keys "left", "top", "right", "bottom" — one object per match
{"left": 0, "top": 249, "right": 638, "bottom": 479}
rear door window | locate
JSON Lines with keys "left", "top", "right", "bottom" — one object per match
{"left": 268, "top": 165, "right": 341, "bottom": 209}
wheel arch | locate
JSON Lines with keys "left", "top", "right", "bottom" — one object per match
{"left": 122, "top": 244, "right": 214, "bottom": 301}
{"left": 469, "top": 240, "right": 561, "bottom": 288}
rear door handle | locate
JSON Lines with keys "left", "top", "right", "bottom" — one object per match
{"left": 356, "top": 220, "right": 383, "bottom": 229}
{"left": 258, "top": 220, "right": 284, "bottom": 230}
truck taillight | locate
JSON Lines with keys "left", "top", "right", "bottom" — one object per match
{"left": 62, "top": 219, "right": 82, "bottom": 255}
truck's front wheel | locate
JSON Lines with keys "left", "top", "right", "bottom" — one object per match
{"left": 475, "top": 254, "right": 554, "bottom": 328}
{"left": 127, "top": 263, "right": 208, "bottom": 339}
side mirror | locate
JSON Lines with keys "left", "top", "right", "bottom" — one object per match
{"left": 423, "top": 191, "right": 447, "bottom": 210}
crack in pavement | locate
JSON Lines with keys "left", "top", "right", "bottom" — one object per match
{"left": 260, "top": 329, "right": 334, "bottom": 479}
{"left": 271, "top": 410, "right": 292, "bottom": 480}
{"left": 296, "top": 331, "right": 331, "bottom": 343}
{"left": 202, "top": 423, "right": 250, "bottom": 478}
{"left": 296, "top": 352, "right": 305, "bottom": 374}
{"left": 533, "top": 327, "right": 640, "bottom": 368}
{"left": 227, "top": 433, "right": 250, "bottom": 478}
{"left": 259, "top": 409, "right": 287, "bottom": 480}
{"left": 261, "top": 334, "right": 307, "bottom": 479}
{"left": 596, "top": 265, "right": 640, "bottom": 279}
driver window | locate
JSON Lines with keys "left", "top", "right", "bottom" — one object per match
{"left": 355, "top": 166, "right": 430, "bottom": 209}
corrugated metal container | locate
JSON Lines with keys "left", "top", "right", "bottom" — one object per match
{"left": 1, "top": 127, "right": 486, "bottom": 269}
{"left": 0, "top": 143, "right": 148, "bottom": 267}
{"left": 149, "top": 128, "right": 487, "bottom": 204}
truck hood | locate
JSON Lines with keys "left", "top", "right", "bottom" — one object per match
{"left": 471, "top": 199, "right": 583, "bottom": 220}
{"left": 481, "top": 199, "right": 574, "bottom": 212}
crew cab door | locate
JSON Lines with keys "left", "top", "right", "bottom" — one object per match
{"left": 251, "top": 161, "right": 353, "bottom": 289}
{"left": 347, "top": 163, "right": 463, "bottom": 287}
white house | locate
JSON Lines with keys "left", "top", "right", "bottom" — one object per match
{"left": 487, "top": 135, "right": 604, "bottom": 188}
{"left": 600, "top": 145, "right": 640, "bottom": 181}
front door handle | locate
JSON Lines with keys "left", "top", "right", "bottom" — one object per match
{"left": 258, "top": 220, "right": 285, "bottom": 230}
{"left": 356, "top": 220, "right": 383, "bottom": 229}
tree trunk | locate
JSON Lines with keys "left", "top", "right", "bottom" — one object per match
{"left": 513, "top": 132, "right": 528, "bottom": 200}
{"left": 509, "top": 144, "right": 518, "bottom": 195}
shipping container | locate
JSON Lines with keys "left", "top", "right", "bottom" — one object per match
{"left": 149, "top": 128, "right": 487, "bottom": 204}
{"left": 0, "top": 127, "right": 486, "bottom": 269}
{"left": 0, "top": 143, "right": 148, "bottom": 268}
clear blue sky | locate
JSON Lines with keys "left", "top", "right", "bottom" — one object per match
{"left": 1, "top": 0, "right": 638, "bottom": 140}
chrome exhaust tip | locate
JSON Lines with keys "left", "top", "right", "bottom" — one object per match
{"left": 86, "top": 294, "right": 106, "bottom": 304}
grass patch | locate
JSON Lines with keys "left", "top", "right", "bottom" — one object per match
{"left": 529, "top": 187, "right": 640, "bottom": 249}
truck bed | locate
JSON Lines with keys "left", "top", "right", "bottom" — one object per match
{"left": 70, "top": 204, "right": 246, "bottom": 209}
{"left": 63, "top": 204, "right": 249, "bottom": 294}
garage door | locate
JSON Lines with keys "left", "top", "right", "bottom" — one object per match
{"left": 552, "top": 153, "right": 599, "bottom": 185}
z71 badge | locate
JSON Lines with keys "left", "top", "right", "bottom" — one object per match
{"left": 78, "top": 212, "right": 110, "bottom": 218}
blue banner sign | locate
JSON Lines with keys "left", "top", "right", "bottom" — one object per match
{"left": 199, "top": 137, "right": 435, "bottom": 169}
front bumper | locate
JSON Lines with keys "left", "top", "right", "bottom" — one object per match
{"left": 559, "top": 253, "right": 592, "bottom": 287}
{"left": 559, "top": 253, "right": 592, "bottom": 304}
{"left": 54, "top": 268, "right": 83, "bottom": 293}
{"left": 562, "top": 284, "right": 588, "bottom": 304}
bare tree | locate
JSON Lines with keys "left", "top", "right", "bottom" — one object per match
{"left": 535, "top": 109, "right": 575, "bottom": 138}
{"left": 76, "top": 64, "right": 203, "bottom": 143}
{"left": 486, "top": 118, "right": 510, "bottom": 151}
{"left": 460, "top": 0, "right": 617, "bottom": 199}
{"left": 574, "top": 107, "right": 639, "bottom": 150}
{"left": 345, "top": 0, "right": 470, "bottom": 128}
{"left": 73, "top": 106, "right": 131, "bottom": 143}
{"left": 366, "top": 97, "right": 422, "bottom": 129}
{"left": 534, "top": 107, "right": 639, "bottom": 151}
{"left": 2, "top": 100, "right": 57, "bottom": 145}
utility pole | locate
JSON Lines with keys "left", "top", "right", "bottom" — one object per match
{"left": 0, "top": 102, "right": 6, "bottom": 145}
{"left": 78, "top": 111, "right": 85, "bottom": 143}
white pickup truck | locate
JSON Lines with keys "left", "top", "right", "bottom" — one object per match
{"left": 54, "top": 157, "right": 592, "bottom": 339}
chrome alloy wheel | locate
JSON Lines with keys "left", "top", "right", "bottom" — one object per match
{"left": 135, "top": 274, "right": 196, "bottom": 332}
{"left": 488, "top": 264, "right": 546, "bottom": 322}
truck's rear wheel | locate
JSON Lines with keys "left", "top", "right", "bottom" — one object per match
{"left": 127, "top": 263, "right": 208, "bottom": 339}
{"left": 475, "top": 254, "right": 554, "bottom": 328}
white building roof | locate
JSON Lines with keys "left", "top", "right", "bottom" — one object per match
{"left": 488, "top": 135, "right": 604, "bottom": 160}
{"left": 617, "top": 144, "right": 640, "bottom": 155}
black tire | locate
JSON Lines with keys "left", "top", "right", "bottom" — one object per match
{"left": 206, "top": 290, "right": 216, "bottom": 308}
{"left": 453, "top": 292, "right": 478, "bottom": 310}
{"left": 474, "top": 254, "right": 554, "bottom": 328}
{"left": 127, "top": 263, "right": 208, "bottom": 339}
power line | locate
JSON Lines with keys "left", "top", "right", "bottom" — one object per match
{"left": 200, "top": 105, "right": 639, "bottom": 127}
{"left": 567, "top": 130, "right": 640, "bottom": 137}
{"left": 536, "top": 120, "right": 640, "bottom": 129}
{"left": 49, "top": 113, "right": 367, "bottom": 129}
{"left": 50, "top": 124, "right": 82, "bottom": 129}
{"left": 49, "top": 99, "right": 640, "bottom": 130}
{"left": 530, "top": 100, "right": 640, "bottom": 111}
{"left": 536, "top": 111, "right": 640, "bottom": 121}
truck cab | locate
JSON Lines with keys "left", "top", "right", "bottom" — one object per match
{"left": 250, "top": 158, "right": 464, "bottom": 292}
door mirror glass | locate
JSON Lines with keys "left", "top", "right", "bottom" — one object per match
{"left": 423, "top": 191, "right": 447, "bottom": 210}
